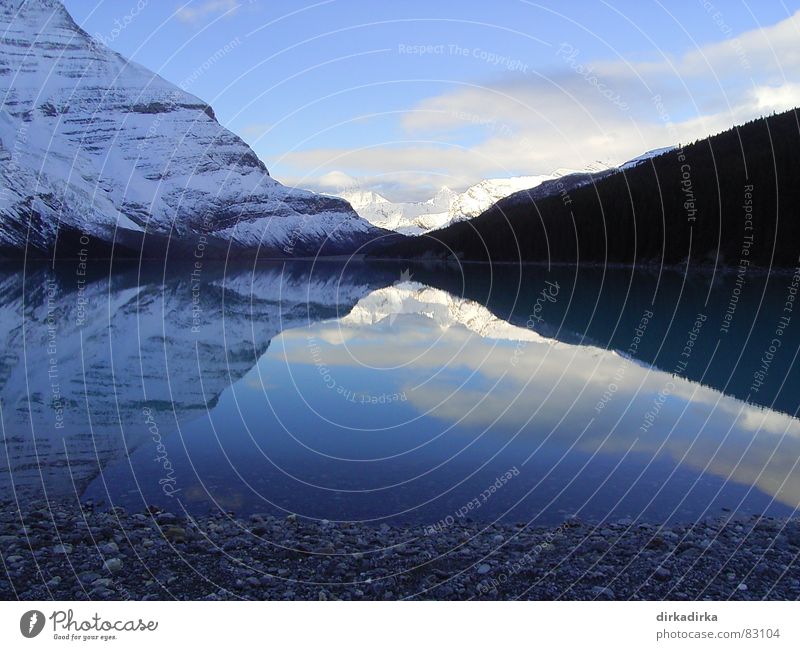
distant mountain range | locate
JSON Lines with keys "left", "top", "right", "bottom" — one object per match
{"left": 0, "top": 0, "right": 385, "bottom": 259}
{"left": 334, "top": 177, "right": 553, "bottom": 235}
{"left": 336, "top": 149, "right": 672, "bottom": 236}
{"left": 376, "top": 109, "right": 800, "bottom": 268}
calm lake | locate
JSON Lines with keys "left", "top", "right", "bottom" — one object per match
{"left": 2, "top": 260, "right": 799, "bottom": 526}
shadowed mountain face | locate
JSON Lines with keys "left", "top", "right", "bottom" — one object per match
{"left": 0, "top": 262, "right": 396, "bottom": 499}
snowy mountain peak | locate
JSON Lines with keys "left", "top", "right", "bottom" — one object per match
{"left": 334, "top": 175, "right": 560, "bottom": 236}
{"left": 619, "top": 146, "right": 676, "bottom": 170}
{"left": 0, "top": 0, "right": 382, "bottom": 257}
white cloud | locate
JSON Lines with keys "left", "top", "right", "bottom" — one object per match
{"left": 307, "top": 170, "right": 360, "bottom": 190}
{"left": 277, "top": 146, "right": 494, "bottom": 202}
{"left": 280, "top": 10, "right": 800, "bottom": 202}
{"left": 176, "top": 0, "right": 240, "bottom": 25}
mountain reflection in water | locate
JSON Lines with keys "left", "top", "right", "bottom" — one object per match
{"left": 1, "top": 261, "right": 798, "bottom": 525}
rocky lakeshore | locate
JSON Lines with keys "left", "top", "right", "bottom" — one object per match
{"left": 1, "top": 500, "right": 798, "bottom": 601}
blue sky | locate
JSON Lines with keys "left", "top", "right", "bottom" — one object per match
{"left": 63, "top": 0, "right": 800, "bottom": 200}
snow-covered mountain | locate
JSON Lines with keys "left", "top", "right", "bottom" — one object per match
{"left": 338, "top": 186, "right": 458, "bottom": 235}
{"left": 336, "top": 176, "right": 555, "bottom": 236}
{"left": 335, "top": 149, "right": 675, "bottom": 236}
{"left": 0, "top": 0, "right": 383, "bottom": 258}
{"left": 619, "top": 146, "right": 675, "bottom": 170}
{"left": 447, "top": 175, "right": 556, "bottom": 223}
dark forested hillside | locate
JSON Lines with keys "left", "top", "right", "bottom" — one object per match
{"left": 377, "top": 108, "right": 800, "bottom": 267}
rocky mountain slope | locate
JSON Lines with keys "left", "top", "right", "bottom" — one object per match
{"left": 0, "top": 0, "right": 383, "bottom": 258}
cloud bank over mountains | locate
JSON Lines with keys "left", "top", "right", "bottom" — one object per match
{"left": 278, "top": 10, "right": 800, "bottom": 202}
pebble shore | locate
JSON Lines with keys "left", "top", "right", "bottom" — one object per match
{"left": 2, "top": 500, "right": 799, "bottom": 600}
